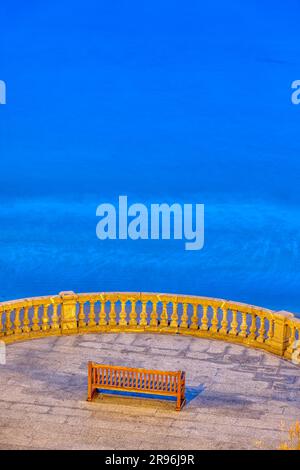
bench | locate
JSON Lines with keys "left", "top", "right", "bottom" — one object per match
{"left": 87, "top": 362, "right": 186, "bottom": 411}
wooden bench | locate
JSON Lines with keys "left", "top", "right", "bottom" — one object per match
{"left": 87, "top": 362, "right": 186, "bottom": 411}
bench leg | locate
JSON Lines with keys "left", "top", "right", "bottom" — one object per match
{"left": 87, "top": 361, "right": 93, "bottom": 401}
{"left": 87, "top": 386, "right": 93, "bottom": 401}
{"left": 87, "top": 387, "right": 97, "bottom": 402}
{"left": 176, "top": 397, "right": 186, "bottom": 411}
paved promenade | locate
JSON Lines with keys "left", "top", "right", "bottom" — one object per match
{"left": 0, "top": 333, "right": 299, "bottom": 449}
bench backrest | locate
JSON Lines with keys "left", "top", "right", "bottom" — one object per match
{"left": 88, "top": 362, "right": 185, "bottom": 395}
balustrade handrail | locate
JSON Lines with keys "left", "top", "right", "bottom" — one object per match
{"left": 0, "top": 292, "right": 274, "bottom": 314}
{"left": 0, "top": 291, "right": 299, "bottom": 364}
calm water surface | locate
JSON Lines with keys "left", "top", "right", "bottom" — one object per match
{"left": 0, "top": 2, "right": 299, "bottom": 314}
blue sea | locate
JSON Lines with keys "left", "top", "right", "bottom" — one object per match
{"left": 0, "top": 1, "right": 300, "bottom": 314}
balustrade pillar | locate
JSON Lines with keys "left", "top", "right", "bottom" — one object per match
{"left": 267, "top": 311, "right": 294, "bottom": 356}
{"left": 60, "top": 291, "right": 78, "bottom": 334}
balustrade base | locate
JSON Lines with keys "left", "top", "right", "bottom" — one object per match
{"left": 0, "top": 326, "right": 297, "bottom": 366}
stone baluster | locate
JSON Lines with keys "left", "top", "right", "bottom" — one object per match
{"left": 229, "top": 309, "right": 238, "bottom": 336}
{"left": 257, "top": 314, "right": 266, "bottom": 343}
{"left": 78, "top": 301, "right": 86, "bottom": 328}
{"left": 22, "top": 305, "right": 30, "bottom": 333}
{"left": 109, "top": 301, "right": 117, "bottom": 326}
{"left": 150, "top": 302, "right": 158, "bottom": 327}
{"left": 170, "top": 300, "right": 179, "bottom": 328}
{"left": 139, "top": 301, "right": 148, "bottom": 327}
{"left": 14, "top": 307, "right": 22, "bottom": 335}
{"left": 266, "top": 317, "right": 274, "bottom": 342}
{"left": 190, "top": 303, "right": 198, "bottom": 330}
{"left": 200, "top": 304, "right": 209, "bottom": 331}
{"left": 88, "top": 300, "right": 96, "bottom": 327}
{"left": 239, "top": 311, "right": 248, "bottom": 338}
{"left": 0, "top": 309, "right": 3, "bottom": 336}
{"left": 129, "top": 300, "right": 138, "bottom": 326}
{"left": 219, "top": 305, "right": 228, "bottom": 335}
{"left": 291, "top": 323, "right": 300, "bottom": 364}
{"left": 51, "top": 302, "right": 60, "bottom": 330}
{"left": 248, "top": 313, "right": 257, "bottom": 340}
{"left": 210, "top": 305, "right": 219, "bottom": 333}
{"left": 180, "top": 303, "right": 188, "bottom": 329}
{"left": 296, "top": 324, "right": 300, "bottom": 340}
{"left": 284, "top": 322, "right": 296, "bottom": 359}
{"left": 32, "top": 305, "right": 40, "bottom": 331}
{"left": 99, "top": 299, "right": 107, "bottom": 326}
{"left": 5, "top": 309, "right": 13, "bottom": 335}
{"left": 160, "top": 302, "right": 168, "bottom": 327}
{"left": 42, "top": 304, "right": 50, "bottom": 331}
{"left": 119, "top": 301, "right": 127, "bottom": 326}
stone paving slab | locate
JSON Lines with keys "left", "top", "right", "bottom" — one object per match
{"left": 0, "top": 333, "right": 300, "bottom": 449}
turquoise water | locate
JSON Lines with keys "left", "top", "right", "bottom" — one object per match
{"left": 0, "top": 2, "right": 300, "bottom": 314}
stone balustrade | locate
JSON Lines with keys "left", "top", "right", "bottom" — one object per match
{"left": 0, "top": 291, "right": 299, "bottom": 362}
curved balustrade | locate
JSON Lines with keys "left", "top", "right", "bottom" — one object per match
{"left": 0, "top": 291, "right": 299, "bottom": 362}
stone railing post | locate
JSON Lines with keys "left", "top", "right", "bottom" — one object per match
{"left": 60, "top": 291, "right": 78, "bottom": 334}
{"left": 268, "top": 311, "right": 294, "bottom": 356}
